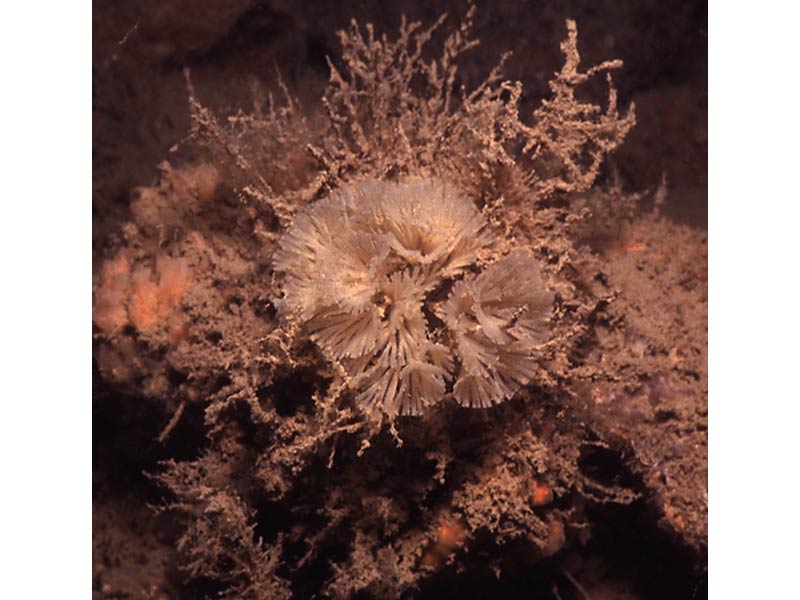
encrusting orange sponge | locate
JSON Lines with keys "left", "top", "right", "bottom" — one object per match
{"left": 93, "top": 252, "right": 133, "bottom": 334}
{"left": 129, "top": 256, "right": 191, "bottom": 333}
{"left": 94, "top": 253, "right": 191, "bottom": 337}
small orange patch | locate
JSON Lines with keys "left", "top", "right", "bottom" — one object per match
{"left": 127, "top": 257, "right": 191, "bottom": 333}
{"left": 101, "top": 252, "right": 130, "bottom": 279}
{"left": 95, "top": 252, "right": 191, "bottom": 337}
{"left": 420, "top": 518, "right": 468, "bottom": 569}
{"left": 129, "top": 268, "right": 161, "bottom": 332}
{"left": 623, "top": 243, "right": 648, "bottom": 252}
{"left": 188, "top": 230, "right": 207, "bottom": 250}
{"left": 663, "top": 503, "right": 687, "bottom": 532}
{"left": 93, "top": 298, "right": 130, "bottom": 335}
{"left": 93, "top": 251, "right": 132, "bottom": 334}
{"left": 155, "top": 256, "right": 191, "bottom": 317}
{"left": 438, "top": 520, "right": 467, "bottom": 548}
{"left": 531, "top": 481, "right": 554, "bottom": 507}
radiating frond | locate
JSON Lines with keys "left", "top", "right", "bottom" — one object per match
{"left": 273, "top": 179, "right": 552, "bottom": 417}
{"left": 444, "top": 251, "right": 554, "bottom": 408}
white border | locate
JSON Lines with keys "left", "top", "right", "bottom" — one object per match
{"left": 3, "top": 1, "right": 799, "bottom": 597}
{"left": 709, "top": 0, "right": 800, "bottom": 597}
{"left": 2, "top": 3, "right": 91, "bottom": 597}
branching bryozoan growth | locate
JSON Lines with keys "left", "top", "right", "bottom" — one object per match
{"left": 270, "top": 16, "right": 634, "bottom": 418}
{"left": 274, "top": 178, "right": 554, "bottom": 416}
{"left": 319, "top": 12, "right": 634, "bottom": 202}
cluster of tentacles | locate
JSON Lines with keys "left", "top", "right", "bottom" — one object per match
{"left": 274, "top": 178, "right": 553, "bottom": 416}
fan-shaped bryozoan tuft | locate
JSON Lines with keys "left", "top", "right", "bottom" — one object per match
{"left": 273, "top": 179, "right": 554, "bottom": 416}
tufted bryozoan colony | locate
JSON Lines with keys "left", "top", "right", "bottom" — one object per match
{"left": 273, "top": 178, "right": 554, "bottom": 416}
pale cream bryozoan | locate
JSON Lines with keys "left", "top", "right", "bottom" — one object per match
{"left": 274, "top": 178, "right": 554, "bottom": 416}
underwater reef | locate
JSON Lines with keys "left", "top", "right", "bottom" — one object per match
{"left": 93, "top": 4, "right": 707, "bottom": 598}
